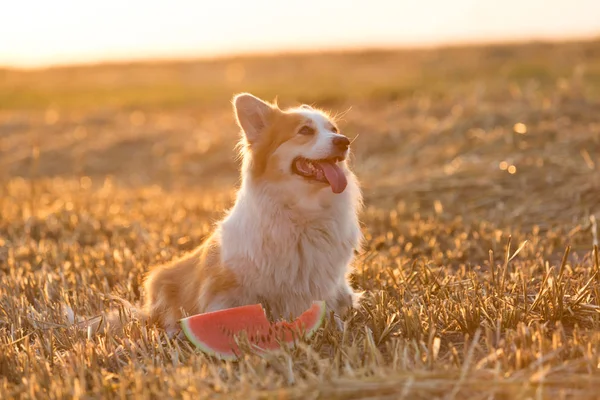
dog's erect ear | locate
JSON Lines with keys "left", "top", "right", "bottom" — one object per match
{"left": 233, "top": 93, "right": 273, "bottom": 144}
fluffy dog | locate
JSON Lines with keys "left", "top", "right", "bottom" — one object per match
{"left": 72, "top": 93, "right": 363, "bottom": 335}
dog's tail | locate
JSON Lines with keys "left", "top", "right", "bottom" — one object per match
{"left": 63, "top": 296, "right": 148, "bottom": 336}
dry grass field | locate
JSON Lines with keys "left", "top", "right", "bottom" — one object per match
{"left": 1, "top": 39, "right": 600, "bottom": 399}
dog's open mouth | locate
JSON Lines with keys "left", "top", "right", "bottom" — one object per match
{"left": 292, "top": 157, "right": 348, "bottom": 194}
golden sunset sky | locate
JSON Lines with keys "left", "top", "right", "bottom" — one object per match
{"left": 2, "top": 0, "right": 599, "bottom": 68}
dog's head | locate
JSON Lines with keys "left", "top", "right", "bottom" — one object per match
{"left": 233, "top": 93, "right": 355, "bottom": 204}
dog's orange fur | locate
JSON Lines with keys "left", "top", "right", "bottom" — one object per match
{"left": 143, "top": 234, "right": 238, "bottom": 328}
{"left": 82, "top": 235, "right": 238, "bottom": 334}
{"left": 247, "top": 107, "right": 321, "bottom": 179}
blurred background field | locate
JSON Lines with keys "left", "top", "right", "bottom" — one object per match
{"left": 1, "top": 2, "right": 600, "bottom": 398}
{"left": 1, "top": 40, "right": 599, "bottom": 227}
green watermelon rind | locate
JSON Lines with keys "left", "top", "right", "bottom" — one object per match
{"left": 303, "top": 301, "right": 327, "bottom": 339}
{"left": 180, "top": 301, "right": 327, "bottom": 360}
{"left": 180, "top": 316, "right": 239, "bottom": 361}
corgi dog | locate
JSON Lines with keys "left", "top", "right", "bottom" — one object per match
{"left": 71, "top": 93, "right": 363, "bottom": 335}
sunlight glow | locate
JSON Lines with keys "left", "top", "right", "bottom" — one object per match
{"left": 1, "top": 0, "right": 599, "bottom": 67}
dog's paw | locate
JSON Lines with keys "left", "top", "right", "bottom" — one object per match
{"left": 333, "top": 313, "right": 345, "bottom": 332}
{"left": 165, "top": 325, "right": 182, "bottom": 339}
{"left": 324, "top": 307, "right": 345, "bottom": 332}
{"left": 62, "top": 304, "right": 75, "bottom": 325}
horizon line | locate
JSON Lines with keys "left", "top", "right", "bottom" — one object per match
{"left": 3, "top": 33, "right": 599, "bottom": 71}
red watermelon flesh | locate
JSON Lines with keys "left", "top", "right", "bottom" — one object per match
{"left": 180, "top": 301, "right": 326, "bottom": 360}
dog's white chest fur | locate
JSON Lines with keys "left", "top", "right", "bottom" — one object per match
{"left": 219, "top": 179, "right": 361, "bottom": 318}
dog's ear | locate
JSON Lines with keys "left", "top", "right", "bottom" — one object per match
{"left": 233, "top": 93, "right": 273, "bottom": 144}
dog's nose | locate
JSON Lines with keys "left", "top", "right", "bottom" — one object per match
{"left": 332, "top": 136, "right": 350, "bottom": 151}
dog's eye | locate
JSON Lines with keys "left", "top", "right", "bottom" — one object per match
{"left": 298, "top": 126, "right": 315, "bottom": 136}
{"left": 331, "top": 126, "right": 338, "bottom": 133}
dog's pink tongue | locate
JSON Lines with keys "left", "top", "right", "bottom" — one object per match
{"left": 317, "top": 161, "right": 347, "bottom": 194}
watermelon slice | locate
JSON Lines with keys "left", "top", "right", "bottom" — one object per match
{"left": 180, "top": 301, "right": 326, "bottom": 360}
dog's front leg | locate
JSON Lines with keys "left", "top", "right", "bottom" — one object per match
{"left": 326, "top": 281, "right": 363, "bottom": 331}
